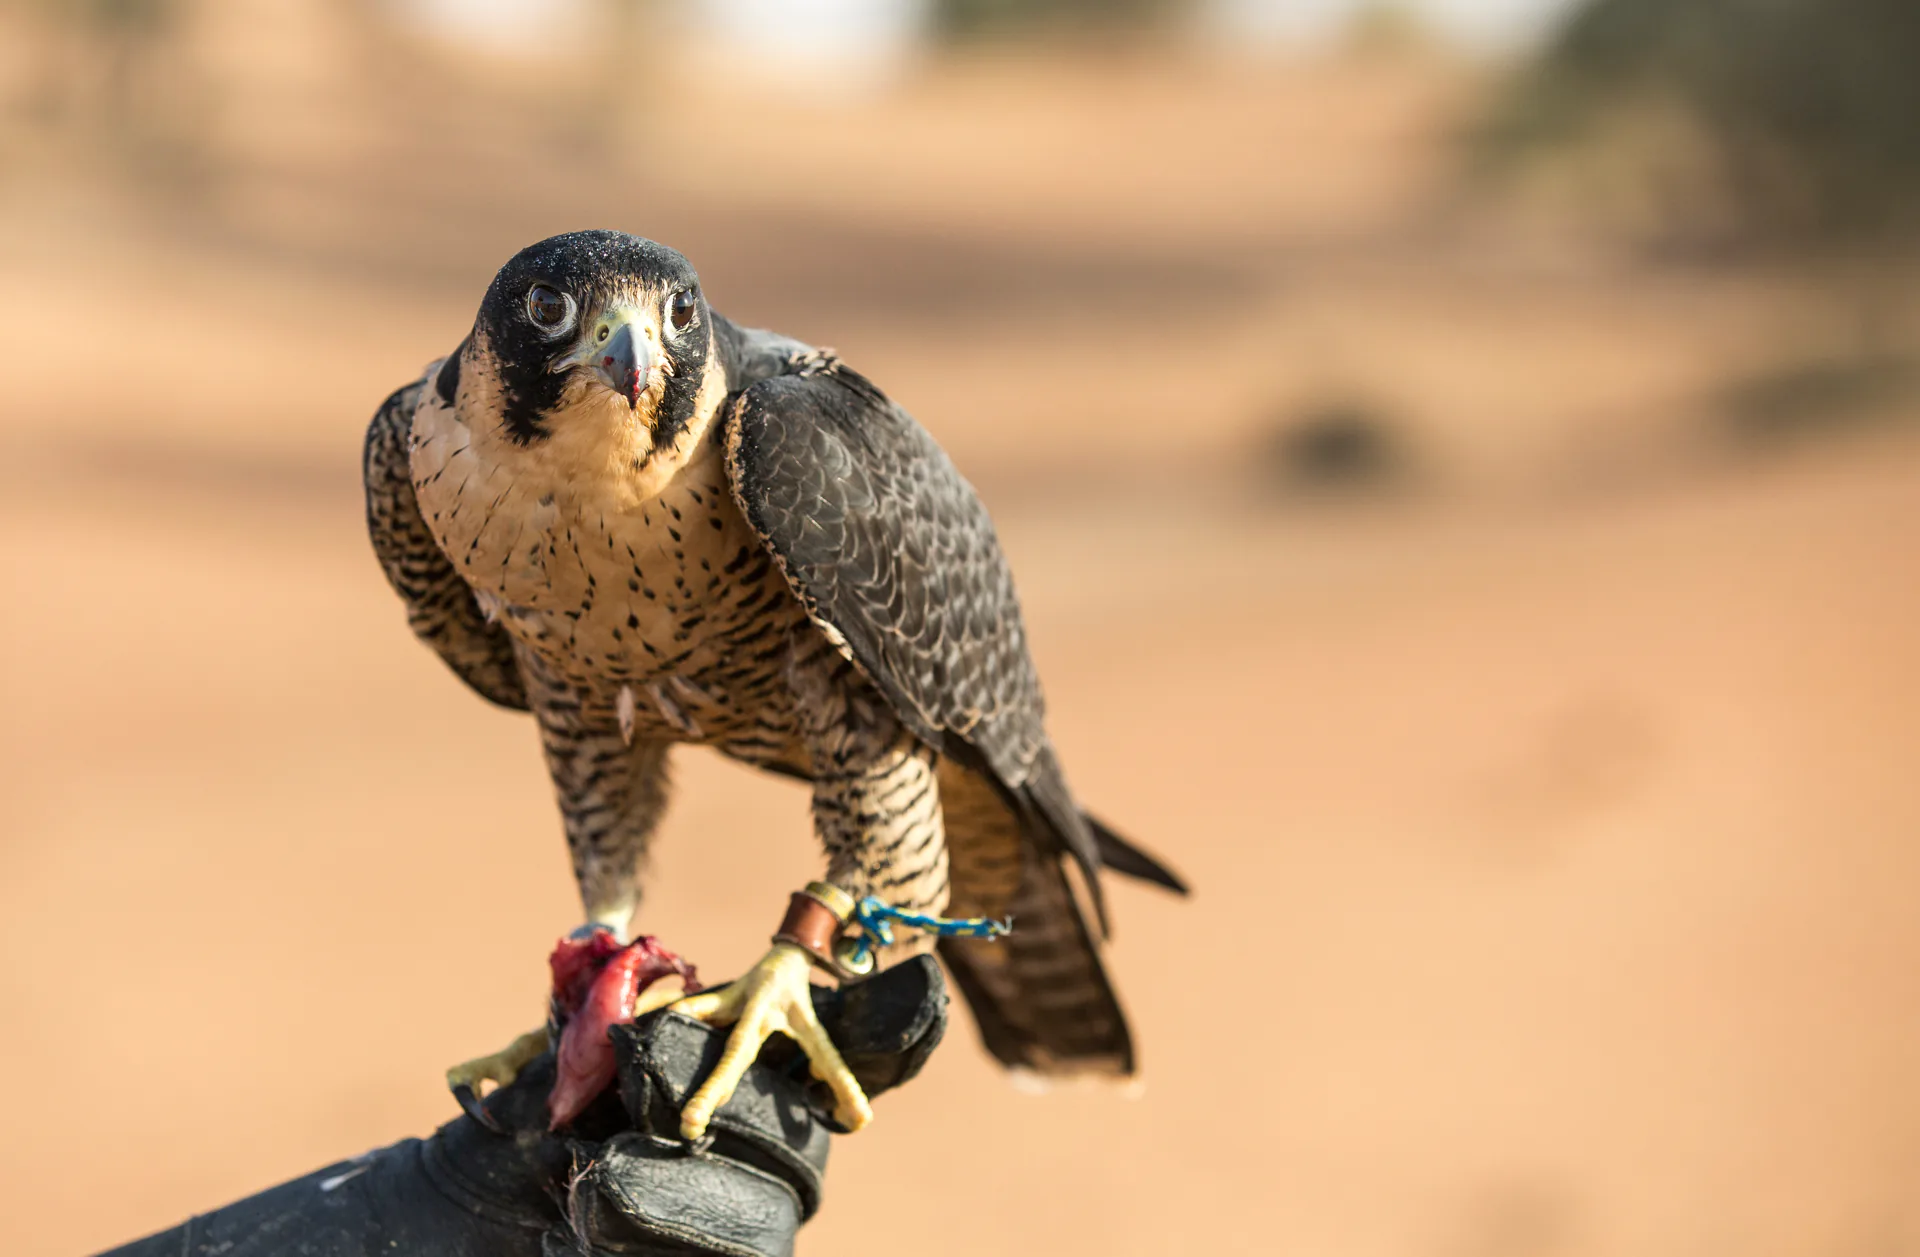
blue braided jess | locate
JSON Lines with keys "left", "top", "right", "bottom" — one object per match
{"left": 846, "top": 897, "right": 1012, "bottom": 968}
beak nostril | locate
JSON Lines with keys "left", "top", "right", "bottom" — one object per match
{"left": 592, "top": 320, "right": 647, "bottom": 404}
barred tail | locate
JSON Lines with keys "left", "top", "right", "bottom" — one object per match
{"left": 940, "top": 853, "right": 1135, "bottom": 1076}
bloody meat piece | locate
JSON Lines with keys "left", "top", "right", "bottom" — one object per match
{"left": 547, "top": 932, "right": 698, "bottom": 1129}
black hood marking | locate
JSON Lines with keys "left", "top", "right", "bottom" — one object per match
{"left": 470, "top": 230, "right": 708, "bottom": 448}
{"left": 433, "top": 336, "right": 466, "bottom": 409}
{"left": 652, "top": 308, "right": 712, "bottom": 454}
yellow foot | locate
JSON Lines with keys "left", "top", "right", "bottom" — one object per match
{"left": 672, "top": 942, "right": 873, "bottom": 1140}
{"left": 446, "top": 1027, "right": 548, "bottom": 1122}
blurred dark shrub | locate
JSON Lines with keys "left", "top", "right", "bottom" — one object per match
{"left": 934, "top": 0, "right": 1188, "bottom": 39}
{"left": 11, "top": 0, "right": 176, "bottom": 33}
{"left": 1718, "top": 354, "right": 1919, "bottom": 447}
{"left": 1478, "top": 0, "right": 1920, "bottom": 248}
{"left": 1263, "top": 400, "right": 1408, "bottom": 492}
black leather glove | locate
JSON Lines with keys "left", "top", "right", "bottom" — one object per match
{"left": 97, "top": 957, "right": 948, "bottom": 1257}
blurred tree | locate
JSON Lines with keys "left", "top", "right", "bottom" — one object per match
{"left": 1480, "top": 0, "right": 1920, "bottom": 250}
{"left": 1343, "top": 1, "right": 1433, "bottom": 58}
{"left": 1477, "top": 0, "right": 1920, "bottom": 439}
{"left": 84, "top": 0, "right": 177, "bottom": 127}
{"left": 0, "top": 0, "right": 212, "bottom": 187}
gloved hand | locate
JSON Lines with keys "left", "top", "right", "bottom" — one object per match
{"left": 97, "top": 957, "right": 948, "bottom": 1257}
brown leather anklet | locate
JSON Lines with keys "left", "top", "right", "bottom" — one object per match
{"left": 772, "top": 881, "right": 867, "bottom": 980}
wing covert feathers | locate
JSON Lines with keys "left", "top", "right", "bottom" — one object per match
{"left": 722, "top": 351, "right": 1110, "bottom": 918}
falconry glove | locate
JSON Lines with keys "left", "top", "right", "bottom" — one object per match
{"left": 96, "top": 958, "right": 947, "bottom": 1257}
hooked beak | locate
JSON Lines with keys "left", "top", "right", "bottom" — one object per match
{"left": 594, "top": 321, "right": 651, "bottom": 410}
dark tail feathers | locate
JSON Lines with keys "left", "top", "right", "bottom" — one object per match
{"left": 940, "top": 854, "right": 1135, "bottom": 1075}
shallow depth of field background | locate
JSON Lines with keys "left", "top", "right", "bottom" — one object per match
{"left": 4, "top": 1, "right": 1920, "bottom": 1254}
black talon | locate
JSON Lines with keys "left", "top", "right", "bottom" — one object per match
{"left": 451, "top": 1081, "right": 506, "bottom": 1134}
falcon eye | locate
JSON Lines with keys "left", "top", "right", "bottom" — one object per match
{"left": 669, "top": 289, "right": 697, "bottom": 331}
{"left": 526, "top": 284, "right": 571, "bottom": 330}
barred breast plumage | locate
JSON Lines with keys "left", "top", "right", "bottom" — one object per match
{"left": 410, "top": 384, "right": 812, "bottom": 762}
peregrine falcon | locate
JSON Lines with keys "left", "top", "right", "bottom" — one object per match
{"left": 364, "top": 230, "right": 1186, "bottom": 1136}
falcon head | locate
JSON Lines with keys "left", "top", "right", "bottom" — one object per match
{"left": 447, "top": 230, "right": 722, "bottom": 471}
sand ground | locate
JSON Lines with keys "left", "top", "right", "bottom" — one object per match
{"left": 3, "top": 31, "right": 1920, "bottom": 1256}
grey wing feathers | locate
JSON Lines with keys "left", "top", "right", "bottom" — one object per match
{"left": 721, "top": 351, "right": 1107, "bottom": 915}
{"left": 712, "top": 315, "right": 813, "bottom": 390}
{"left": 364, "top": 374, "right": 529, "bottom": 711}
{"left": 1087, "top": 812, "right": 1189, "bottom": 894}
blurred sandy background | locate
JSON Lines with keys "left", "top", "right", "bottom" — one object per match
{"left": 4, "top": 1, "right": 1920, "bottom": 1254}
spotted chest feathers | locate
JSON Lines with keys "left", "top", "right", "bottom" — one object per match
{"left": 408, "top": 355, "right": 814, "bottom": 752}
